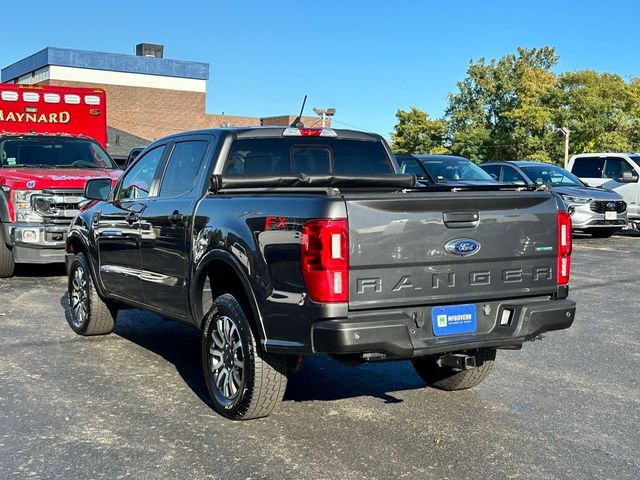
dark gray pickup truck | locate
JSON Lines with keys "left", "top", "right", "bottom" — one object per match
{"left": 65, "top": 126, "right": 576, "bottom": 420}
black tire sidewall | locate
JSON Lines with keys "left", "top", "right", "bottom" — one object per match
{"left": 0, "top": 230, "right": 15, "bottom": 278}
{"left": 201, "top": 294, "right": 256, "bottom": 418}
{"left": 66, "top": 253, "right": 91, "bottom": 334}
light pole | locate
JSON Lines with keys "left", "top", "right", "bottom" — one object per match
{"left": 312, "top": 107, "right": 336, "bottom": 128}
{"left": 557, "top": 127, "right": 570, "bottom": 168}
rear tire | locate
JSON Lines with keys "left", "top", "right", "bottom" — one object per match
{"left": 590, "top": 228, "right": 619, "bottom": 238}
{"left": 66, "top": 252, "right": 116, "bottom": 335}
{"left": 0, "top": 234, "right": 15, "bottom": 278}
{"left": 202, "top": 293, "right": 289, "bottom": 420}
{"left": 412, "top": 348, "right": 496, "bottom": 391}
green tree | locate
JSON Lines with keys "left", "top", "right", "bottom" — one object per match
{"left": 392, "top": 47, "right": 640, "bottom": 164}
{"left": 553, "top": 70, "right": 638, "bottom": 155}
{"left": 446, "top": 46, "right": 559, "bottom": 162}
{"left": 390, "top": 107, "right": 449, "bottom": 154}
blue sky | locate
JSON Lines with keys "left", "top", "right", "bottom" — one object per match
{"left": 2, "top": 0, "right": 639, "bottom": 137}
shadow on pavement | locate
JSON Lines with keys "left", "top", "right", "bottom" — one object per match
{"left": 618, "top": 228, "right": 640, "bottom": 237}
{"left": 59, "top": 295, "right": 427, "bottom": 407}
{"left": 112, "top": 311, "right": 214, "bottom": 407}
{"left": 14, "top": 263, "right": 66, "bottom": 277}
{"left": 284, "top": 356, "right": 425, "bottom": 404}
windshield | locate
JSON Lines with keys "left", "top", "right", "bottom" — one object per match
{"left": 421, "top": 158, "right": 494, "bottom": 182}
{"left": 0, "top": 137, "right": 118, "bottom": 169}
{"left": 519, "top": 165, "right": 583, "bottom": 186}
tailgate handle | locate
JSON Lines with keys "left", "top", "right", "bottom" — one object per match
{"left": 443, "top": 211, "right": 479, "bottom": 228}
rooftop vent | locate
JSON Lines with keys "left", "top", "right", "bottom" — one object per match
{"left": 136, "top": 43, "right": 164, "bottom": 58}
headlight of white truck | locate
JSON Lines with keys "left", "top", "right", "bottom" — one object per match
{"left": 13, "top": 189, "right": 43, "bottom": 222}
{"left": 561, "top": 194, "right": 592, "bottom": 204}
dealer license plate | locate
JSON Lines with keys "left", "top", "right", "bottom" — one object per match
{"left": 432, "top": 304, "right": 477, "bottom": 336}
{"left": 604, "top": 211, "right": 617, "bottom": 220}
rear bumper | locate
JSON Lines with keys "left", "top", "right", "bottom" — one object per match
{"left": 312, "top": 298, "right": 576, "bottom": 358}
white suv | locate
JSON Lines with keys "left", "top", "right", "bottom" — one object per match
{"left": 567, "top": 153, "right": 640, "bottom": 229}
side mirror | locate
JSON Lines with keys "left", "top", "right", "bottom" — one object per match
{"left": 618, "top": 171, "right": 639, "bottom": 183}
{"left": 84, "top": 178, "right": 112, "bottom": 201}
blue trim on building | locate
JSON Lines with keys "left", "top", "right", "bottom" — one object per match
{"left": 2, "top": 47, "right": 209, "bottom": 83}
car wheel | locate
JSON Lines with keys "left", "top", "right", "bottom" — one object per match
{"left": 411, "top": 348, "right": 496, "bottom": 391}
{"left": 590, "top": 228, "right": 619, "bottom": 238}
{"left": 67, "top": 252, "right": 117, "bottom": 335}
{"left": 202, "top": 293, "right": 289, "bottom": 420}
{"left": 0, "top": 235, "right": 15, "bottom": 278}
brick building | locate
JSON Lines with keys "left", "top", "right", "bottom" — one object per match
{"left": 1, "top": 44, "right": 325, "bottom": 158}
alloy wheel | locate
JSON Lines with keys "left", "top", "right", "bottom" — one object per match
{"left": 69, "top": 266, "right": 88, "bottom": 328}
{"left": 209, "top": 315, "right": 245, "bottom": 402}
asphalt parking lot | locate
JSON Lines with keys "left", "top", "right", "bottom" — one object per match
{"left": 1, "top": 234, "right": 639, "bottom": 480}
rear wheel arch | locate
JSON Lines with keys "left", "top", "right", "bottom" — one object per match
{"left": 192, "top": 251, "right": 266, "bottom": 342}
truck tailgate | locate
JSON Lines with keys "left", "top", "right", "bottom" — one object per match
{"left": 345, "top": 190, "right": 559, "bottom": 310}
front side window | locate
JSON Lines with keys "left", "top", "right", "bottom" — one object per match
{"left": 159, "top": 141, "right": 208, "bottom": 197}
{"left": 399, "top": 159, "right": 429, "bottom": 177}
{"left": 117, "top": 145, "right": 165, "bottom": 201}
{"left": 0, "top": 137, "right": 118, "bottom": 169}
{"left": 602, "top": 157, "right": 634, "bottom": 180}
{"left": 480, "top": 164, "right": 500, "bottom": 179}
{"left": 501, "top": 166, "right": 527, "bottom": 184}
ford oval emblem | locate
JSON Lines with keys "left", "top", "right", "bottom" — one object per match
{"left": 445, "top": 238, "right": 481, "bottom": 256}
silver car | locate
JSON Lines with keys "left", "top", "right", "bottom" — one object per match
{"left": 480, "top": 161, "right": 627, "bottom": 238}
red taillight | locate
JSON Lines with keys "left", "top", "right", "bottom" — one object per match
{"left": 300, "top": 219, "right": 348, "bottom": 302}
{"left": 557, "top": 211, "right": 572, "bottom": 285}
{"left": 299, "top": 128, "right": 322, "bottom": 136}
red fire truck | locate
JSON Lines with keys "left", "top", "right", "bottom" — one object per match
{"left": 0, "top": 83, "right": 122, "bottom": 277}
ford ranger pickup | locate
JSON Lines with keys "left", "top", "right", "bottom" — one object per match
{"left": 64, "top": 127, "right": 576, "bottom": 420}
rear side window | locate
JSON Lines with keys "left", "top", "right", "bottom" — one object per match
{"left": 159, "top": 141, "right": 208, "bottom": 197}
{"left": 571, "top": 157, "right": 604, "bottom": 177}
{"left": 225, "top": 138, "right": 393, "bottom": 176}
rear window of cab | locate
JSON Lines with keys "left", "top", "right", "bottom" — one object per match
{"left": 225, "top": 138, "right": 394, "bottom": 176}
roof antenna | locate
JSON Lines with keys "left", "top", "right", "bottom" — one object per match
{"left": 290, "top": 95, "right": 307, "bottom": 128}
